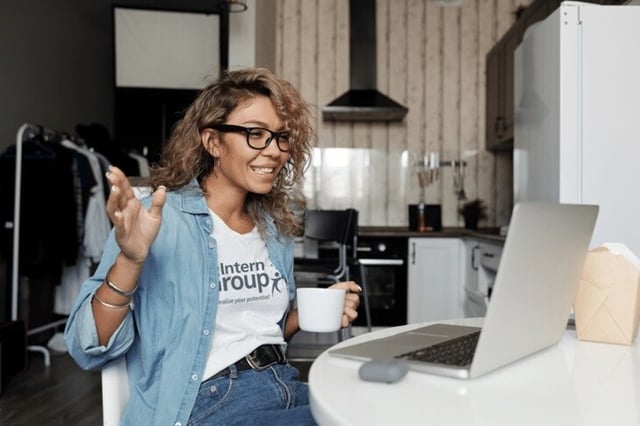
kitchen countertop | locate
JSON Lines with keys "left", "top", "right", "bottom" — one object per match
{"left": 358, "top": 226, "right": 506, "bottom": 243}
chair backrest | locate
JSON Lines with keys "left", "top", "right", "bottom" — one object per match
{"left": 101, "top": 357, "right": 129, "bottom": 425}
{"left": 304, "top": 208, "right": 358, "bottom": 246}
{"left": 300, "top": 209, "right": 358, "bottom": 281}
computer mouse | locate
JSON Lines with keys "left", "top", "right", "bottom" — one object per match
{"left": 358, "top": 358, "right": 409, "bottom": 384}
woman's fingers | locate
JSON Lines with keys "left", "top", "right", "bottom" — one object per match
{"left": 344, "top": 294, "right": 360, "bottom": 318}
{"left": 104, "top": 167, "right": 142, "bottom": 237}
{"left": 111, "top": 168, "right": 135, "bottom": 212}
{"left": 344, "top": 292, "right": 360, "bottom": 308}
{"left": 106, "top": 167, "right": 125, "bottom": 214}
{"left": 329, "top": 281, "right": 362, "bottom": 294}
{"left": 342, "top": 306, "right": 359, "bottom": 327}
{"left": 102, "top": 167, "right": 165, "bottom": 265}
{"left": 149, "top": 185, "right": 167, "bottom": 219}
{"left": 327, "top": 281, "right": 362, "bottom": 327}
{"left": 105, "top": 185, "right": 123, "bottom": 222}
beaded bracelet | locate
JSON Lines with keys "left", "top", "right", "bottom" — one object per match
{"left": 92, "top": 292, "right": 132, "bottom": 310}
{"left": 105, "top": 275, "right": 139, "bottom": 297}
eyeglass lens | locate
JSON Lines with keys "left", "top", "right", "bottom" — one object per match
{"left": 209, "top": 124, "right": 290, "bottom": 152}
{"left": 246, "top": 128, "right": 290, "bottom": 152}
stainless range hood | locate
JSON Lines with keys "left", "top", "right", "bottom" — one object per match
{"left": 322, "top": 0, "right": 408, "bottom": 122}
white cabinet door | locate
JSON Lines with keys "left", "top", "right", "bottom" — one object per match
{"left": 407, "top": 238, "right": 464, "bottom": 323}
{"left": 462, "top": 239, "right": 483, "bottom": 318}
{"left": 462, "top": 239, "right": 504, "bottom": 317}
{"left": 463, "top": 239, "right": 481, "bottom": 295}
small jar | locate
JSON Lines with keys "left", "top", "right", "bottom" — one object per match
{"left": 417, "top": 203, "right": 427, "bottom": 232}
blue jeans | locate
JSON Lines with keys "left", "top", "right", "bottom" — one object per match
{"left": 187, "top": 363, "right": 317, "bottom": 425}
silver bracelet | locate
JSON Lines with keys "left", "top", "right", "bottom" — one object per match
{"left": 92, "top": 293, "right": 132, "bottom": 310}
{"left": 105, "top": 275, "right": 139, "bottom": 297}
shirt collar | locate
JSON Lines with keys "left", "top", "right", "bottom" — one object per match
{"left": 178, "top": 179, "right": 209, "bottom": 214}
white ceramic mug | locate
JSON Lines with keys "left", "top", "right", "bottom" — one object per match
{"left": 296, "top": 288, "right": 346, "bottom": 332}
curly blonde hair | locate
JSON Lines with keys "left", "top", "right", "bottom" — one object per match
{"left": 149, "top": 68, "right": 314, "bottom": 237}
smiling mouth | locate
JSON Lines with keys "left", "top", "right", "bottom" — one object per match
{"left": 251, "top": 166, "right": 275, "bottom": 175}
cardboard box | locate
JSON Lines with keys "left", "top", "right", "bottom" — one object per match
{"left": 574, "top": 244, "right": 640, "bottom": 345}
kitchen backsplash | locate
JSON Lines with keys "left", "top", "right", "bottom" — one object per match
{"left": 303, "top": 147, "right": 513, "bottom": 228}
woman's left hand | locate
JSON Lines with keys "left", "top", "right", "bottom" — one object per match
{"left": 329, "top": 281, "right": 362, "bottom": 328}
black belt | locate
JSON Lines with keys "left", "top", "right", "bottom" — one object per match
{"left": 210, "top": 344, "right": 287, "bottom": 380}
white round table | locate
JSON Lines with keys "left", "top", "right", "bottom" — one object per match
{"left": 309, "top": 318, "right": 640, "bottom": 426}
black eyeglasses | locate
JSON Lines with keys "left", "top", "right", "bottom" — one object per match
{"left": 209, "top": 124, "right": 290, "bottom": 152}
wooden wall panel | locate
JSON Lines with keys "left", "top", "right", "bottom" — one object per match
{"left": 423, "top": 3, "right": 442, "bottom": 206}
{"left": 273, "top": 0, "right": 532, "bottom": 227}
{"left": 440, "top": 7, "right": 461, "bottom": 226}
{"left": 315, "top": 0, "right": 341, "bottom": 147}
{"left": 385, "top": 0, "right": 408, "bottom": 225}
{"left": 405, "top": 0, "right": 427, "bottom": 176}
{"left": 476, "top": 0, "right": 498, "bottom": 225}
{"left": 298, "top": 1, "right": 317, "bottom": 117}
{"left": 279, "top": 0, "right": 300, "bottom": 86}
{"left": 371, "top": 0, "right": 392, "bottom": 225}
{"left": 459, "top": 1, "right": 479, "bottom": 211}
{"left": 405, "top": 0, "right": 426, "bottom": 208}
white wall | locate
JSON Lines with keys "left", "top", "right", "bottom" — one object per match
{"left": 229, "top": 0, "right": 257, "bottom": 69}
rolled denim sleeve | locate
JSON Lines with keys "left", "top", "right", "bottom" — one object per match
{"left": 64, "top": 231, "right": 136, "bottom": 370}
{"left": 65, "top": 292, "right": 135, "bottom": 369}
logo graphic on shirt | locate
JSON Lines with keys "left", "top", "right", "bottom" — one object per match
{"left": 218, "top": 260, "right": 286, "bottom": 304}
{"left": 271, "top": 271, "right": 285, "bottom": 295}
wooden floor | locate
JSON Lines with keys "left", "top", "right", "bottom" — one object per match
{"left": 0, "top": 350, "right": 313, "bottom": 425}
{"left": 0, "top": 351, "right": 102, "bottom": 425}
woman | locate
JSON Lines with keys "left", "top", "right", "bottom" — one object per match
{"left": 64, "top": 68, "right": 361, "bottom": 425}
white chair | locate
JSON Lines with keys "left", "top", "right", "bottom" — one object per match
{"left": 101, "top": 357, "right": 129, "bottom": 425}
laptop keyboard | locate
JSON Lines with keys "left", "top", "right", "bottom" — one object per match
{"left": 396, "top": 331, "right": 481, "bottom": 367}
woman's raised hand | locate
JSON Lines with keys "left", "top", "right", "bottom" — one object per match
{"left": 105, "top": 166, "right": 166, "bottom": 264}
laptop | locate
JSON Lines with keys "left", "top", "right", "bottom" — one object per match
{"left": 330, "top": 202, "right": 598, "bottom": 379}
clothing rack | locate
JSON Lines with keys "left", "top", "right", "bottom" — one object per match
{"left": 11, "top": 123, "right": 69, "bottom": 366}
{"left": 9, "top": 123, "right": 141, "bottom": 366}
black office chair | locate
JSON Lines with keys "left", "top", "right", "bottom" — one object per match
{"left": 294, "top": 208, "right": 372, "bottom": 332}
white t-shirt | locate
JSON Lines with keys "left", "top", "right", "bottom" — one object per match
{"left": 202, "top": 211, "right": 289, "bottom": 381}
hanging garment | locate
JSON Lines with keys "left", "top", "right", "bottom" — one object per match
{"left": 0, "top": 137, "right": 79, "bottom": 328}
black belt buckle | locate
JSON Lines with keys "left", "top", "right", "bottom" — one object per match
{"left": 245, "top": 344, "right": 285, "bottom": 371}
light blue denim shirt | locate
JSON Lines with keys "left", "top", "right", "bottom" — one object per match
{"left": 64, "top": 180, "right": 296, "bottom": 426}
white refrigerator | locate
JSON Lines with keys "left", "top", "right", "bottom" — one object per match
{"left": 513, "top": 1, "right": 640, "bottom": 256}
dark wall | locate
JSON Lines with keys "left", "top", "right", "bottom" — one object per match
{"left": 0, "top": 0, "right": 228, "bottom": 318}
{"left": 0, "top": 0, "right": 225, "bottom": 155}
{"left": 0, "top": 0, "right": 114, "bottom": 154}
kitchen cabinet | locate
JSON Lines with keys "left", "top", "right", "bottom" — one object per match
{"left": 520, "top": 0, "right": 558, "bottom": 30}
{"left": 485, "top": 0, "right": 625, "bottom": 151}
{"left": 486, "top": 0, "right": 555, "bottom": 150}
{"left": 485, "top": 25, "right": 520, "bottom": 150}
{"left": 407, "top": 238, "right": 464, "bottom": 323}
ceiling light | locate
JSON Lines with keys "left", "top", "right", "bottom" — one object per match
{"left": 217, "top": 0, "right": 248, "bottom": 13}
